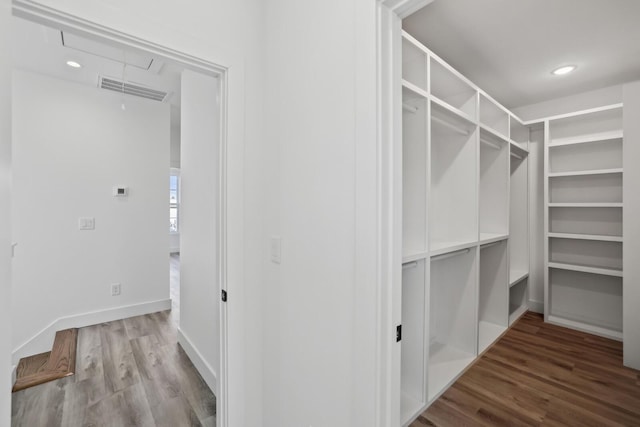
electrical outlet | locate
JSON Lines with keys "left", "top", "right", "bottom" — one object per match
{"left": 111, "top": 283, "right": 121, "bottom": 296}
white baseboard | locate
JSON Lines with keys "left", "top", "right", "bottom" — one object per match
{"left": 177, "top": 328, "right": 218, "bottom": 395}
{"left": 12, "top": 299, "right": 171, "bottom": 365}
{"left": 528, "top": 300, "right": 544, "bottom": 314}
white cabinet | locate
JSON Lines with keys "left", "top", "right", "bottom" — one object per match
{"left": 398, "top": 29, "right": 530, "bottom": 425}
{"left": 544, "top": 105, "right": 624, "bottom": 340}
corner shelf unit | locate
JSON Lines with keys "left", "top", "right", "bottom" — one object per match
{"left": 544, "top": 104, "right": 623, "bottom": 341}
{"left": 399, "top": 30, "right": 531, "bottom": 426}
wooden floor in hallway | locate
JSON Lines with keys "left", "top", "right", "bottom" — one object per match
{"left": 12, "top": 254, "right": 215, "bottom": 426}
{"left": 411, "top": 312, "right": 640, "bottom": 427}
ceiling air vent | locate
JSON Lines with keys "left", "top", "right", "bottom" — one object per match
{"left": 99, "top": 76, "right": 169, "bottom": 102}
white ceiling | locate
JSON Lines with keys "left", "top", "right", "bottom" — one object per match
{"left": 12, "top": 17, "right": 184, "bottom": 113}
{"left": 403, "top": 0, "right": 640, "bottom": 109}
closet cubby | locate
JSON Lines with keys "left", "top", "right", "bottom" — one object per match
{"left": 548, "top": 173, "right": 622, "bottom": 204}
{"left": 428, "top": 248, "right": 477, "bottom": 402}
{"left": 429, "top": 102, "right": 477, "bottom": 255}
{"left": 545, "top": 104, "right": 624, "bottom": 340}
{"left": 549, "top": 237, "right": 622, "bottom": 276}
{"left": 478, "top": 241, "right": 508, "bottom": 353}
{"left": 510, "top": 146, "right": 529, "bottom": 286}
{"left": 549, "top": 106, "right": 623, "bottom": 146}
{"left": 549, "top": 206, "right": 622, "bottom": 237}
{"left": 479, "top": 129, "right": 509, "bottom": 243}
{"left": 403, "top": 97, "right": 429, "bottom": 261}
{"left": 549, "top": 139, "right": 622, "bottom": 174}
{"left": 402, "top": 35, "right": 428, "bottom": 93}
{"left": 401, "top": 259, "right": 428, "bottom": 423}
{"left": 480, "top": 94, "right": 509, "bottom": 137}
{"left": 430, "top": 58, "right": 477, "bottom": 120}
{"left": 509, "top": 277, "right": 528, "bottom": 326}
{"left": 549, "top": 269, "right": 622, "bottom": 337}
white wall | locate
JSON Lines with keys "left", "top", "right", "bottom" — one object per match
{"left": 262, "top": 0, "right": 379, "bottom": 425}
{"left": 0, "top": 0, "right": 12, "bottom": 424}
{"left": 12, "top": 71, "right": 170, "bottom": 355}
{"left": 623, "top": 81, "right": 640, "bottom": 369}
{"left": 169, "top": 108, "right": 180, "bottom": 253}
{"left": 178, "top": 70, "right": 220, "bottom": 389}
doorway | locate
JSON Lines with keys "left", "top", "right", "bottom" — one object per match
{"left": 10, "top": 7, "right": 229, "bottom": 426}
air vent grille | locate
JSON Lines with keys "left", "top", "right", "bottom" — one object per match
{"left": 99, "top": 77, "right": 168, "bottom": 102}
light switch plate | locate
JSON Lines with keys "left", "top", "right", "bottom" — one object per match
{"left": 78, "top": 217, "right": 95, "bottom": 230}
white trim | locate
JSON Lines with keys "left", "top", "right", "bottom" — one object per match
{"left": 177, "top": 328, "right": 218, "bottom": 394}
{"left": 12, "top": 299, "right": 171, "bottom": 364}
{"left": 528, "top": 300, "right": 544, "bottom": 314}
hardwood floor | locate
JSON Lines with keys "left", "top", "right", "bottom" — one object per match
{"left": 11, "top": 310, "right": 215, "bottom": 426}
{"left": 411, "top": 312, "right": 640, "bottom": 427}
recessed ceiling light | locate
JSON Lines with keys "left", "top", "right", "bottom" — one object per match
{"left": 552, "top": 65, "right": 576, "bottom": 76}
{"left": 66, "top": 60, "right": 82, "bottom": 69}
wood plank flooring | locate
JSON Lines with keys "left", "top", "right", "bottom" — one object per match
{"left": 12, "top": 257, "right": 214, "bottom": 426}
{"left": 411, "top": 312, "right": 640, "bottom": 427}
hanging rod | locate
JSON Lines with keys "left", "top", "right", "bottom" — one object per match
{"left": 402, "top": 261, "right": 418, "bottom": 269}
{"left": 511, "top": 151, "right": 523, "bottom": 160}
{"left": 480, "top": 240, "right": 502, "bottom": 249}
{"left": 431, "top": 247, "right": 470, "bottom": 262}
{"left": 431, "top": 114, "right": 470, "bottom": 136}
{"left": 403, "top": 103, "right": 418, "bottom": 114}
{"left": 480, "top": 137, "right": 501, "bottom": 150}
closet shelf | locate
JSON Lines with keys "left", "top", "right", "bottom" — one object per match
{"left": 402, "top": 250, "right": 429, "bottom": 264}
{"left": 547, "top": 315, "right": 623, "bottom": 341}
{"left": 549, "top": 130, "right": 623, "bottom": 147}
{"left": 428, "top": 342, "right": 475, "bottom": 402}
{"left": 508, "top": 303, "right": 528, "bottom": 325}
{"left": 510, "top": 141, "right": 529, "bottom": 159}
{"left": 509, "top": 270, "right": 529, "bottom": 287}
{"left": 548, "top": 168, "right": 623, "bottom": 178}
{"left": 431, "top": 96, "right": 477, "bottom": 130}
{"left": 478, "top": 321, "right": 506, "bottom": 354}
{"left": 479, "top": 233, "right": 508, "bottom": 246}
{"left": 402, "top": 80, "right": 428, "bottom": 101}
{"left": 548, "top": 232, "right": 622, "bottom": 242}
{"left": 548, "top": 262, "right": 622, "bottom": 278}
{"left": 401, "top": 393, "right": 425, "bottom": 427}
{"left": 548, "top": 202, "right": 623, "bottom": 208}
{"left": 479, "top": 124, "right": 509, "bottom": 145}
{"left": 430, "top": 240, "right": 477, "bottom": 257}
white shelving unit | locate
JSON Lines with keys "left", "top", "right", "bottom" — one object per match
{"left": 429, "top": 248, "right": 477, "bottom": 402}
{"left": 478, "top": 240, "right": 508, "bottom": 353}
{"left": 398, "top": 29, "right": 531, "bottom": 426}
{"left": 544, "top": 105, "right": 624, "bottom": 340}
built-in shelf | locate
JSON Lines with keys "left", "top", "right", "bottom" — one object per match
{"left": 548, "top": 203, "right": 623, "bottom": 208}
{"left": 548, "top": 232, "right": 623, "bottom": 242}
{"left": 402, "top": 80, "right": 428, "bottom": 101}
{"left": 509, "top": 304, "right": 528, "bottom": 325}
{"left": 431, "top": 96, "right": 476, "bottom": 129}
{"left": 548, "top": 168, "right": 623, "bottom": 178}
{"left": 549, "top": 130, "right": 623, "bottom": 147}
{"left": 509, "top": 270, "right": 529, "bottom": 287}
{"left": 478, "top": 321, "right": 506, "bottom": 354}
{"left": 479, "top": 233, "right": 508, "bottom": 245}
{"left": 510, "top": 141, "right": 529, "bottom": 158}
{"left": 401, "top": 393, "right": 424, "bottom": 427}
{"left": 547, "top": 315, "right": 623, "bottom": 341}
{"left": 549, "top": 262, "right": 622, "bottom": 278}
{"left": 402, "top": 251, "right": 429, "bottom": 264}
{"left": 427, "top": 343, "right": 475, "bottom": 402}
{"left": 480, "top": 123, "right": 509, "bottom": 145}
{"left": 429, "top": 240, "right": 477, "bottom": 257}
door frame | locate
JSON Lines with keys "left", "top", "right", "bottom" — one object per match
{"left": 11, "top": 2, "right": 239, "bottom": 426}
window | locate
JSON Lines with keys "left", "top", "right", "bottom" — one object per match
{"left": 170, "top": 170, "right": 180, "bottom": 233}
